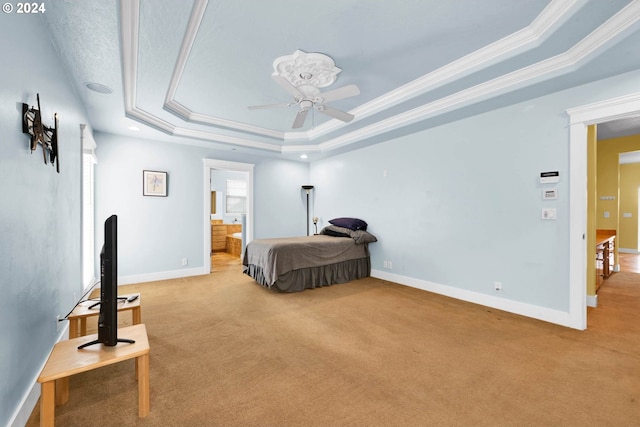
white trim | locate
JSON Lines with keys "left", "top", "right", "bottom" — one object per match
{"left": 319, "top": 2, "right": 640, "bottom": 153}
{"left": 119, "top": 0, "right": 282, "bottom": 151}
{"left": 371, "top": 270, "right": 575, "bottom": 328}
{"left": 162, "top": 0, "right": 285, "bottom": 140}
{"left": 118, "top": 267, "right": 206, "bottom": 285}
{"left": 80, "top": 123, "right": 97, "bottom": 155}
{"left": 163, "top": 0, "right": 582, "bottom": 142}
{"left": 568, "top": 121, "right": 588, "bottom": 330}
{"left": 566, "top": 91, "right": 640, "bottom": 330}
{"left": 203, "top": 159, "right": 254, "bottom": 274}
{"left": 305, "top": 0, "right": 584, "bottom": 141}
{"left": 618, "top": 247, "right": 640, "bottom": 253}
{"left": 587, "top": 294, "right": 598, "bottom": 308}
{"left": 567, "top": 92, "right": 640, "bottom": 124}
{"left": 119, "top": 0, "right": 640, "bottom": 155}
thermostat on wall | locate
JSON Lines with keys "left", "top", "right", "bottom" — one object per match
{"left": 543, "top": 188, "right": 558, "bottom": 200}
{"left": 540, "top": 171, "right": 559, "bottom": 184}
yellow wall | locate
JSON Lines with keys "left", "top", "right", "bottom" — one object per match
{"left": 619, "top": 163, "right": 640, "bottom": 250}
{"left": 597, "top": 134, "right": 640, "bottom": 250}
{"left": 586, "top": 125, "right": 597, "bottom": 296}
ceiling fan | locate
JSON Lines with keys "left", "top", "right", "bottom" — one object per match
{"left": 249, "top": 75, "right": 360, "bottom": 129}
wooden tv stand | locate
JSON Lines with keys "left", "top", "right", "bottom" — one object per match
{"left": 37, "top": 324, "right": 150, "bottom": 427}
{"left": 67, "top": 293, "right": 141, "bottom": 338}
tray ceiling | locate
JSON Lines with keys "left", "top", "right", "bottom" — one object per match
{"left": 41, "top": 0, "right": 640, "bottom": 161}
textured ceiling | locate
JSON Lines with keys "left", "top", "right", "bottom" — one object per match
{"left": 41, "top": 0, "right": 640, "bottom": 161}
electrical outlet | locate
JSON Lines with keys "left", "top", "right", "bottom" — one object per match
{"left": 383, "top": 261, "right": 393, "bottom": 269}
{"left": 494, "top": 281, "right": 503, "bottom": 291}
{"left": 181, "top": 258, "right": 188, "bottom": 266}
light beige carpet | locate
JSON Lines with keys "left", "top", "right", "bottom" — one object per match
{"left": 27, "top": 269, "right": 640, "bottom": 426}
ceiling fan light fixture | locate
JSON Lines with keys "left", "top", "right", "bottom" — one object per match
{"left": 249, "top": 50, "right": 360, "bottom": 129}
{"left": 272, "top": 50, "right": 341, "bottom": 89}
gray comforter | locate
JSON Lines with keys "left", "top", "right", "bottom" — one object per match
{"left": 242, "top": 235, "right": 369, "bottom": 287}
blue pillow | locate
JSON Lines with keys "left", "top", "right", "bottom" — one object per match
{"left": 329, "top": 217, "right": 368, "bottom": 231}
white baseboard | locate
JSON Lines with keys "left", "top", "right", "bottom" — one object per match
{"left": 370, "top": 269, "right": 575, "bottom": 328}
{"left": 10, "top": 264, "right": 202, "bottom": 425}
{"left": 10, "top": 324, "right": 69, "bottom": 427}
{"left": 118, "top": 266, "right": 208, "bottom": 285}
{"left": 587, "top": 294, "right": 598, "bottom": 307}
{"left": 618, "top": 248, "right": 640, "bottom": 254}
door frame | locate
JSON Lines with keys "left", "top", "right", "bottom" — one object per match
{"left": 203, "top": 159, "right": 254, "bottom": 273}
{"left": 567, "top": 91, "right": 640, "bottom": 329}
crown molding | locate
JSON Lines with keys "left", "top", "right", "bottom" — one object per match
{"left": 164, "top": 98, "right": 284, "bottom": 139}
{"left": 567, "top": 92, "right": 640, "bottom": 125}
{"left": 303, "top": 0, "right": 584, "bottom": 141}
{"left": 120, "top": 0, "right": 139, "bottom": 113}
{"left": 120, "top": 0, "right": 282, "bottom": 152}
{"left": 163, "top": 0, "right": 207, "bottom": 110}
{"left": 163, "top": 0, "right": 287, "bottom": 140}
{"left": 154, "top": 0, "right": 581, "bottom": 146}
{"left": 317, "top": 1, "right": 640, "bottom": 153}
{"left": 120, "top": 0, "right": 640, "bottom": 156}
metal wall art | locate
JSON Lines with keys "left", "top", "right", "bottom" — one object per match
{"left": 22, "top": 93, "right": 60, "bottom": 173}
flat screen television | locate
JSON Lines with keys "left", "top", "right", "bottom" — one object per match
{"left": 78, "top": 215, "right": 134, "bottom": 349}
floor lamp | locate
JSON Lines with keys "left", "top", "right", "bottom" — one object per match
{"left": 302, "top": 185, "right": 314, "bottom": 236}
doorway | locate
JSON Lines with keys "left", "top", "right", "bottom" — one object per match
{"left": 567, "top": 91, "right": 640, "bottom": 329}
{"left": 202, "top": 159, "right": 254, "bottom": 274}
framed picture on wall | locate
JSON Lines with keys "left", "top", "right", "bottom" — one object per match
{"left": 143, "top": 170, "right": 168, "bottom": 197}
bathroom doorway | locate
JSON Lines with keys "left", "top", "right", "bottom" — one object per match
{"left": 202, "top": 159, "right": 254, "bottom": 274}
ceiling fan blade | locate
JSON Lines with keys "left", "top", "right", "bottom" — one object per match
{"left": 317, "top": 105, "right": 354, "bottom": 123}
{"left": 248, "top": 102, "right": 291, "bottom": 110}
{"left": 318, "top": 84, "right": 360, "bottom": 103}
{"left": 272, "top": 75, "right": 304, "bottom": 98}
{"left": 292, "top": 108, "right": 310, "bottom": 129}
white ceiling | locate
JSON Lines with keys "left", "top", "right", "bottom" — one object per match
{"left": 41, "top": 0, "right": 640, "bottom": 162}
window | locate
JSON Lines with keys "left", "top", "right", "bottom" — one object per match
{"left": 81, "top": 125, "right": 97, "bottom": 289}
{"left": 226, "top": 179, "right": 246, "bottom": 214}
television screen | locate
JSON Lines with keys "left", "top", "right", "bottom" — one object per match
{"left": 78, "top": 215, "right": 134, "bottom": 349}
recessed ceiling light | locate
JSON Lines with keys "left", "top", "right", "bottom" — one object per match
{"left": 85, "top": 82, "right": 113, "bottom": 94}
{"left": 128, "top": 126, "right": 140, "bottom": 131}
{"left": 300, "top": 154, "right": 308, "bottom": 159}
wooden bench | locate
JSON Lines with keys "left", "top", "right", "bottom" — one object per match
{"left": 67, "top": 293, "right": 141, "bottom": 338}
{"left": 37, "top": 324, "right": 150, "bottom": 427}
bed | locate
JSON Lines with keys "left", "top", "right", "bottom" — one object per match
{"left": 242, "top": 218, "right": 377, "bottom": 293}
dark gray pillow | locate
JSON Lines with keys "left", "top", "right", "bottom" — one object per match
{"left": 321, "top": 225, "right": 377, "bottom": 245}
{"left": 320, "top": 225, "right": 351, "bottom": 238}
{"left": 352, "top": 230, "right": 378, "bottom": 245}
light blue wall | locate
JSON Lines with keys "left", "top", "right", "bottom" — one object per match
{"left": 253, "top": 159, "right": 310, "bottom": 238}
{"left": 94, "top": 132, "right": 205, "bottom": 278}
{"left": 311, "top": 69, "right": 640, "bottom": 313}
{"left": 4, "top": 10, "right": 640, "bottom": 426}
{"left": 0, "top": 14, "right": 87, "bottom": 427}
{"left": 94, "top": 132, "right": 309, "bottom": 280}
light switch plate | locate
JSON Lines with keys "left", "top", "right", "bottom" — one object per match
{"left": 542, "top": 208, "right": 557, "bottom": 220}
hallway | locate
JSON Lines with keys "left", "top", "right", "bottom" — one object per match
{"left": 618, "top": 252, "right": 640, "bottom": 274}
